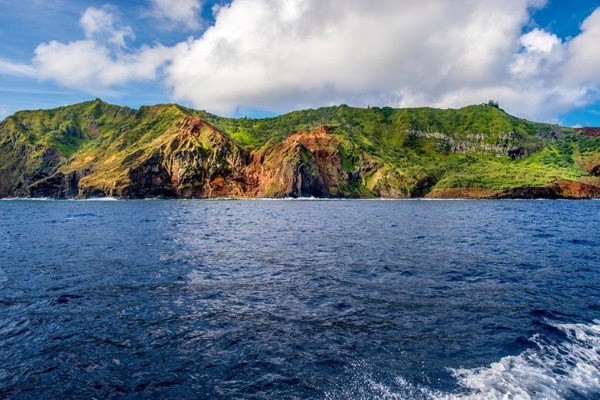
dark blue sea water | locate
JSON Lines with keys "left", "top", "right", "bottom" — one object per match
{"left": 0, "top": 199, "right": 599, "bottom": 399}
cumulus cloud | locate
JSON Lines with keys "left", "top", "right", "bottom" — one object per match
{"left": 34, "top": 40, "right": 180, "bottom": 91}
{"left": 164, "top": 0, "right": 560, "bottom": 117}
{"left": 32, "top": 4, "right": 182, "bottom": 93}
{"left": 80, "top": 5, "right": 134, "bottom": 48}
{"left": 3, "top": 0, "right": 600, "bottom": 123}
{"left": 563, "top": 8, "right": 600, "bottom": 85}
{"left": 148, "top": 0, "right": 203, "bottom": 30}
{"left": 510, "top": 29, "right": 564, "bottom": 79}
{"left": 520, "top": 28, "right": 561, "bottom": 53}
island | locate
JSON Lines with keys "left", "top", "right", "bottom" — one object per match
{"left": 1, "top": 99, "right": 599, "bottom": 199}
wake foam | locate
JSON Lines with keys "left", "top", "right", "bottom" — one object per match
{"left": 442, "top": 320, "right": 600, "bottom": 399}
{"left": 324, "top": 362, "right": 440, "bottom": 400}
{"left": 328, "top": 320, "right": 600, "bottom": 399}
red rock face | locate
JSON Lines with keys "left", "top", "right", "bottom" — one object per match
{"left": 120, "top": 120, "right": 353, "bottom": 198}
{"left": 242, "top": 127, "right": 334, "bottom": 198}
{"left": 428, "top": 181, "right": 600, "bottom": 199}
{"left": 426, "top": 187, "right": 502, "bottom": 199}
{"left": 283, "top": 126, "right": 346, "bottom": 190}
{"left": 577, "top": 128, "right": 600, "bottom": 138}
{"left": 555, "top": 181, "right": 600, "bottom": 198}
{"left": 286, "top": 126, "right": 332, "bottom": 146}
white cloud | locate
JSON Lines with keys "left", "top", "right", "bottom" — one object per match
{"left": 80, "top": 5, "right": 134, "bottom": 48}
{"left": 420, "top": 85, "right": 589, "bottom": 123}
{"left": 34, "top": 40, "right": 180, "bottom": 91}
{"left": 3, "top": 0, "right": 600, "bottom": 124}
{"left": 563, "top": 8, "right": 600, "bottom": 85}
{"left": 32, "top": 4, "right": 183, "bottom": 93}
{"left": 510, "top": 29, "right": 564, "bottom": 78}
{"left": 164, "top": 0, "right": 557, "bottom": 116}
{"left": 527, "top": 0, "right": 548, "bottom": 8}
{"left": 148, "top": 0, "right": 203, "bottom": 30}
{"left": 0, "top": 58, "right": 37, "bottom": 77}
{"left": 520, "top": 28, "right": 561, "bottom": 53}
{"left": 160, "top": 0, "right": 600, "bottom": 122}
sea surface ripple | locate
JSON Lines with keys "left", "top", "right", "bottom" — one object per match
{"left": 0, "top": 200, "right": 599, "bottom": 399}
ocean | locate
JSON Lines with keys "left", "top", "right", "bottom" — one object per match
{"left": 0, "top": 199, "right": 599, "bottom": 399}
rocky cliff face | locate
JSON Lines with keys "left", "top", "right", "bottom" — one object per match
{"left": 120, "top": 117, "right": 250, "bottom": 198}
{"left": 1, "top": 100, "right": 599, "bottom": 199}
{"left": 407, "top": 130, "right": 538, "bottom": 159}
{"left": 24, "top": 118, "right": 407, "bottom": 199}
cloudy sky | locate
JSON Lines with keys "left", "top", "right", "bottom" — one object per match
{"left": 0, "top": 0, "right": 599, "bottom": 126}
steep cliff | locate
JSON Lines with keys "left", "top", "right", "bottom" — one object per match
{"left": 1, "top": 100, "right": 599, "bottom": 199}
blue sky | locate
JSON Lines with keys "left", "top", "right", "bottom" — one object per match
{"left": 528, "top": 0, "right": 600, "bottom": 126}
{"left": 1, "top": 0, "right": 600, "bottom": 126}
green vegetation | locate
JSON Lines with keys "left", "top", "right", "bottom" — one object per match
{"left": 435, "top": 151, "right": 584, "bottom": 190}
{"left": 487, "top": 100, "right": 500, "bottom": 109}
{"left": 0, "top": 99, "right": 598, "bottom": 198}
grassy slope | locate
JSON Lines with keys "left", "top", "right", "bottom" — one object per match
{"left": 0, "top": 100, "right": 138, "bottom": 195}
{"left": 61, "top": 103, "right": 188, "bottom": 193}
{"left": 1, "top": 99, "right": 598, "bottom": 197}
{"left": 194, "top": 104, "right": 591, "bottom": 191}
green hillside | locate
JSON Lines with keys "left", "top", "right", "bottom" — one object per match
{"left": 0, "top": 99, "right": 599, "bottom": 199}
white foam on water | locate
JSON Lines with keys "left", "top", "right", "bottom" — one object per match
{"left": 439, "top": 320, "right": 600, "bottom": 400}
{"left": 407, "top": 198, "right": 470, "bottom": 201}
{"left": 253, "top": 197, "right": 335, "bottom": 201}
{"left": 76, "top": 197, "right": 119, "bottom": 201}
{"left": 0, "top": 197, "right": 52, "bottom": 201}
{"left": 0, "top": 197, "right": 120, "bottom": 201}
{"left": 324, "top": 362, "right": 442, "bottom": 400}
{"left": 328, "top": 320, "right": 600, "bottom": 400}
